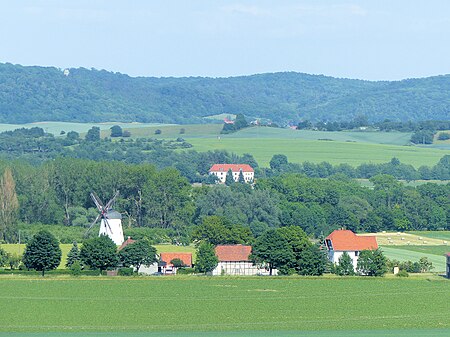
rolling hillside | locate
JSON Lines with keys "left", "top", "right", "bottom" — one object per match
{"left": 0, "top": 63, "right": 449, "bottom": 124}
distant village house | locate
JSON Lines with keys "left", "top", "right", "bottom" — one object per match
{"left": 208, "top": 164, "right": 254, "bottom": 183}
{"left": 325, "top": 229, "right": 378, "bottom": 271}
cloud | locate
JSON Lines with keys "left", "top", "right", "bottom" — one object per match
{"left": 293, "top": 3, "right": 367, "bottom": 18}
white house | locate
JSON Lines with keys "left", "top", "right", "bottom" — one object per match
{"left": 325, "top": 229, "right": 378, "bottom": 271}
{"left": 212, "top": 244, "right": 274, "bottom": 276}
{"left": 208, "top": 164, "right": 254, "bottom": 183}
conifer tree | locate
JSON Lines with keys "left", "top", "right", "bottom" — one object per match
{"left": 66, "top": 241, "right": 81, "bottom": 268}
{"left": 225, "top": 169, "right": 235, "bottom": 186}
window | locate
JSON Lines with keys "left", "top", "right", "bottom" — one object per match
{"left": 355, "top": 251, "right": 359, "bottom": 256}
{"left": 325, "top": 239, "right": 333, "bottom": 250}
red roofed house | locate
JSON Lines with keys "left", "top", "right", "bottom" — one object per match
{"left": 325, "top": 229, "right": 378, "bottom": 271}
{"left": 212, "top": 244, "right": 274, "bottom": 276}
{"left": 159, "top": 252, "right": 193, "bottom": 274}
{"left": 209, "top": 164, "right": 254, "bottom": 183}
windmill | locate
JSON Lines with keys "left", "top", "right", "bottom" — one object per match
{"left": 87, "top": 191, "right": 124, "bottom": 245}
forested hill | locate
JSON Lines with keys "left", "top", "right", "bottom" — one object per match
{"left": 0, "top": 62, "right": 449, "bottom": 124}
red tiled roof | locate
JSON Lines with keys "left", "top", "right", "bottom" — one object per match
{"left": 215, "top": 245, "right": 252, "bottom": 262}
{"left": 118, "top": 237, "right": 136, "bottom": 251}
{"left": 325, "top": 230, "right": 378, "bottom": 251}
{"left": 209, "top": 164, "right": 254, "bottom": 173}
{"left": 160, "top": 252, "right": 192, "bottom": 267}
{"left": 446, "top": 253, "right": 450, "bottom": 257}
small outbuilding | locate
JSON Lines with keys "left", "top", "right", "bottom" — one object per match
{"left": 325, "top": 229, "right": 378, "bottom": 271}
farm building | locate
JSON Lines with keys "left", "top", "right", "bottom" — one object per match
{"left": 212, "top": 244, "right": 274, "bottom": 276}
{"left": 325, "top": 229, "right": 378, "bottom": 271}
{"left": 208, "top": 164, "right": 254, "bottom": 183}
{"left": 446, "top": 253, "right": 450, "bottom": 278}
{"left": 159, "top": 252, "right": 193, "bottom": 274}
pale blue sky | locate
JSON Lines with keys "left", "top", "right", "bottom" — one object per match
{"left": 1, "top": 0, "right": 449, "bottom": 80}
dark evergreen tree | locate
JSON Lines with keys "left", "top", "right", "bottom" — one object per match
{"left": 22, "top": 231, "right": 61, "bottom": 276}
{"left": 238, "top": 170, "right": 245, "bottom": 183}
{"left": 66, "top": 241, "right": 81, "bottom": 268}
{"left": 225, "top": 169, "right": 235, "bottom": 186}
{"left": 336, "top": 251, "right": 355, "bottom": 276}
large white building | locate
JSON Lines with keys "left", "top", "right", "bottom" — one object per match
{"left": 208, "top": 164, "right": 254, "bottom": 183}
{"left": 212, "top": 244, "right": 274, "bottom": 276}
{"left": 325, "top": 229, "right": 378, "bottom": 271}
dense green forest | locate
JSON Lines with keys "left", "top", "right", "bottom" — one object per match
{"left": 0, "top": 157, "right": 448, "bottom": 245}
{"left": 1, "top": 63, "right": 449, "bottom": 124}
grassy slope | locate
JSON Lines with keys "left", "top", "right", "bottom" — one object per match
{"left": 408, "top": 231, "right": 450, "bottom": 241}
{"left": 0, "top": 277, "right": 448, "bottom": 333}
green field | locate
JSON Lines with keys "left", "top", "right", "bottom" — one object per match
{"left": 381, "top": 246, "right": 447, "bottom": 272}
{"left": 408, "top": 231, "right": 450, "bottom": 241}
{"left": 0, "top": 277, "right": 448, "bottom": 335}
{"left": 128, "top": 124, "right": 447, "bottom": 167}
{"left": 187, "top": 137, "right": 447, "bottom": 167}
{"left": 385, "top": 245, "right": 449, "bottom": 257}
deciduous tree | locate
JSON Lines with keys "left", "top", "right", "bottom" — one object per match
{"left": 0, "top": 168, "right": 19, "bottom": 242}
{"left": 195, "top": 242, "right": 218, "bottom": 274}
{"left": 118, "top": 239, "right": 157, "bottom": 272}
{"left": 80, "top": 235, "right": 119, "bottom": 274}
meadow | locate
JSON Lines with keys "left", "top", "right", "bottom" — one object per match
{"left": 0, "top": 276, "right": 448, "bottom": 335}
{"left": 121, "top": 124, "right": 448, "bottom": 167}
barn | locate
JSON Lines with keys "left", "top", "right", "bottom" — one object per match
{"left": 212, "top": 244, "right": 273, "bottom": 276}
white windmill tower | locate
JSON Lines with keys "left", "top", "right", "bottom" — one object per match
{"left": 88, "top": 191, "right": 124, "bottom": 245}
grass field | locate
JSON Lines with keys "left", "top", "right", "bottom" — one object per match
{"left": 187, "top": 137, "right": 447, "bottom": 167}
{"left": 385, "top": 245, "right": 449, "bottom": 257}
{"left": 408, "top": 231, "right": 450, "bottom": 241}
{"left": 0, "top": 277, "right": 448, "bottom": 335}
{"left": 380, "top": 246, "right": 446, "bottom": 272}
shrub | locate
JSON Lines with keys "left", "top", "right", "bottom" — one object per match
{"left": 177, "top": 267, "right": 195, "bottom": 275}
{"left": 397, "top": 270, "right": 409, "bottom": 277}
{"left": 118, "top": 267, "right": 134, "bottom": 276}
{"left": 70, "top": 260, "right": 82, "bottom": 277}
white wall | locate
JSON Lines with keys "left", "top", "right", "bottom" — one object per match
{"left": 212, "top": 261, "right": 276, "bottom": 276}
{"left": 329, "top": 251, "right": 359, "bottom": 271}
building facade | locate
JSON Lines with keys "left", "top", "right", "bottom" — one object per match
{"left": 208, "top": 164, "right": 254, "bottom": 183}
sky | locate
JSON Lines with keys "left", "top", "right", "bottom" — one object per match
{"left": 1, "top": 0, "right": 449, "bottom": 80}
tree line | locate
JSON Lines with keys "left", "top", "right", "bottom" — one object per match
{"left": 0, "top": 157, "right": 447, "bottom": 245}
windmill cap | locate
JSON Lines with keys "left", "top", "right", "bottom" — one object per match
{"left": 105, "top": 210, "right": 122, "bottom": 219}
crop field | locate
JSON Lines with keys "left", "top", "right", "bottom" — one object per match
{"left": 0, "top": 277, "right": 448, "bottom": 335}
{"left": 385, "top": 245, "right": 449, "bottom": 257}
{"left": 187, "top": 137, "right": 447, "bottom": 167}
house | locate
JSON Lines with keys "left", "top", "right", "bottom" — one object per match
{"left": 325, "top": 229, "right": 378, "bottom": 271}
{"left": 208, "top": 164, "right": 254, "bottom": 183}
{"left": 446, "top": 253, "right": 450, "bottom": 278}
{"left": 118, "top": 236, "right": 135, "bottom": 250}
{"left": 212, "top": 244, "right": 273, "bottom": 276}
{"left": 159, "top": 252, "right": 193, "bottom": 274}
